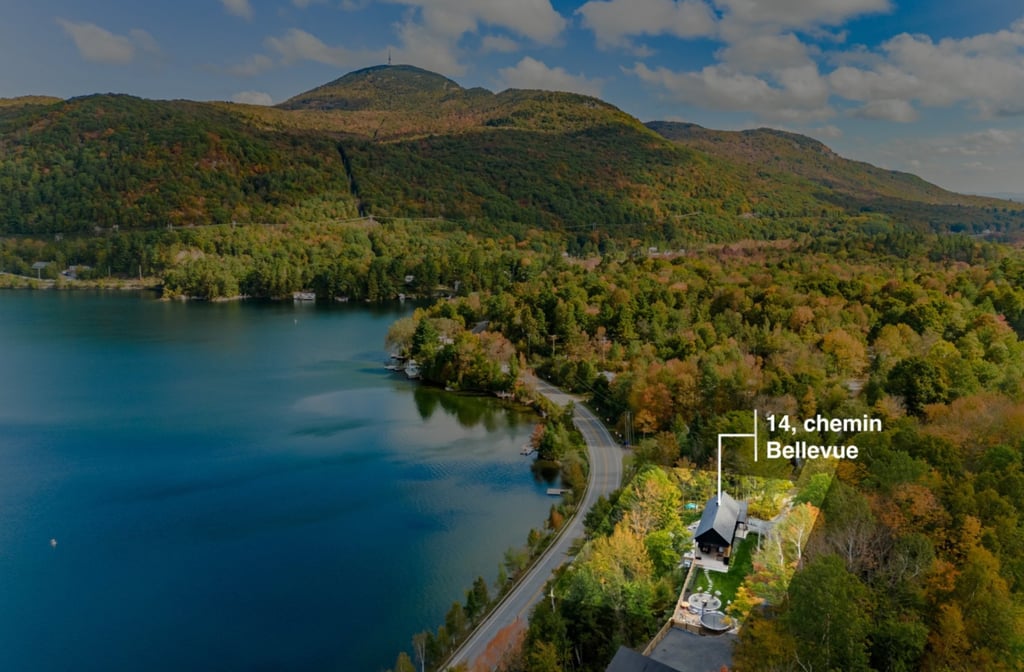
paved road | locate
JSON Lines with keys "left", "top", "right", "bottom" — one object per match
{"left": 445, "top": 378, "right": 625, "bottom": 670}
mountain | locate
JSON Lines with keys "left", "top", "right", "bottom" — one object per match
{"left": 646, "top": 120, "right": 1021, "bottom": 233}
{"left": 1, "top": 64, "right": 1021, "bottom": 237}
{"left": 646, "top": 121, "right": 993, "bottom": 206}
{"left": 278, "top": 64, "right": 472, "bottom": 112}
{"left": 0, "top": 96, "right": 62, "bottom": 108}
{"left": 0, "top": 94, "right": 358, "bottom": 233}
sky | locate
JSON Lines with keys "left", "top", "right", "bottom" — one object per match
{"left": 2, "top": 0, "right": 1023, "bottom": 196}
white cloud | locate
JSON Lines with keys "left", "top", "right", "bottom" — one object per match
{"left": 829, "top": 20, "right": 1024, "bottom": 118}
{"left": 963, "top": 160, "right": 995, "bottom": 172}
{"left": 864, "top": 127, "right": 1024, "bottom": 192}
{"left": 232, "top": 90, "right": 274, "bottom": 105}
{"left": 498, "top": 57, "right": 603, "bottom": 97}
{"left": 383, "top": 0, "right": 566, "bottom": 44}
{"left": 630, "top": 43, "right": 655, "bottom": 58}
{"left": 577, "top": 0, "right": 890, "bottom": 49}
{"left": 811, "top": 124, "right": 843, "bottom": 138}
{"left": 851, "top": 98, "right": 917, "bottom": 122}
{"left": 593, "top": 0, "right": 892, "bottom": 123}
{"left": 629, "top": 60, "right": 832, "bottom": 122}
{"left": 622, "top": 12, "right": 1024, "bottom": 129}
{"left": 716, "top": 33, "right": 812, "bottom": 73}
{"left": 225, "top": 54, "right": 274, "bottom": 77}
{"left": 576, "top": 0, "right": 716, "bottom": 48}
{"left": 278, "top": 1, "right": 566, "bottom": 79}
{"left": 955, "top": 128, "right": 1023, "bottom": 155}
{"left": 895, "top": 129, "right": 1024, "bottom": 161}
{"left": 390, "top": 20, "right": 466, "bottom": 76}
{"left": 713, "top": 0, "right": 892, "bottom": 32}
{"left": 480, "top": 35, "right": 520, "bottom": 53}
{"left": 56, "top": 19, "right": 159, "bottom": 65}
{"left": 129, "top": 29, "right": 160, "bottom": 55}
{"left": 221, "top": 0, "right": 253, "bottom": 20}
{"left": 828, "top": 64, "right": 918, "bottom": 101}
{"left": 265, "top": 28, "right": 381, "bottom": 68}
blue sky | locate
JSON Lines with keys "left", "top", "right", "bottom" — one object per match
{"left": 3, "top": 0, "right": 1023, "bottom": 195}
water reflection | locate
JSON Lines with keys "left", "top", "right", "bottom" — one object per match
{"left": 413, "top": 385, "right": 441, "bottom": 420}
{"left": 412, "top": 385, "right": 533, "bottom": 431}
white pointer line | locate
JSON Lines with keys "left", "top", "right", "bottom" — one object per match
{"left": 716, "top": 410, "right": 758, "bottom": 504}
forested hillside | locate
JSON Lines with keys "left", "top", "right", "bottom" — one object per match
{"left": 647, "top": 121, "right": 1023, "bottom": 234}
{"left": 375, "top": 229, "right": 1024, "bottom": 672}
{"left": 0, "top": 94, "right": 358, "bottom": 234}
{"left": 6, "top": 64, "right": 1024, "bottom": 672}
{"left": 2, "top": 65, "right": 1022, "bottom": 241}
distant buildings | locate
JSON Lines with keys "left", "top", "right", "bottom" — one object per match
{"left": 31, "top": 261, "right": 51, "bottom": 279}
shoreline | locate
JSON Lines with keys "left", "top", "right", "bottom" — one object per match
{"left": 0, "top": 272, "right": 162, "bottom": 292}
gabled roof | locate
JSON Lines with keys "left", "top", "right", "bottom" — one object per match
{"left": 606, "top": 646, "right": 681, "bottom": 672}
{"left": 694, "top": 492, "right": 747, "bottom": 548}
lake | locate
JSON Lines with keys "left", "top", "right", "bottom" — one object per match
{"left": 0, "top": 292, "right": 553, "bottom": 671}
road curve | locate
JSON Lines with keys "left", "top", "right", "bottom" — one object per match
{"left": 444, "top": 378, "right": 625, "bottom": 670}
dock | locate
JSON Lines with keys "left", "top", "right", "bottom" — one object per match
{"left": 546, "top": 488, "right": 570, "bottom": 496}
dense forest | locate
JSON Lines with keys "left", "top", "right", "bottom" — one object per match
{"left": 5, "top": 64, "right": 1024, "bottom": 671}
{"left": 3, "top": 65, "right": 1023, "bottom": 241}
{"left": 363, "top": 228, "right": 1024, "bottom": 672}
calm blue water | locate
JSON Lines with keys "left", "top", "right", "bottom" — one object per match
{"left": 0, "top": 292, "right": 552, "bottom": 671}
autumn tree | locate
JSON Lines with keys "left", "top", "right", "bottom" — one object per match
{"left": 784, "top": 554, "right": 872, "bottom": 672}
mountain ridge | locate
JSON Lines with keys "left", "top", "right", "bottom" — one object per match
{"left": 645, "top": 120, "right": 996, "bottom": 209}
{"left": 1, "top": 64, "right": 1021, "bottom": 237}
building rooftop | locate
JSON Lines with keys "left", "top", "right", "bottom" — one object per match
{"left": 647, "top": 627, "right": 737, "bottom": 672}
{"left": 694, "top": 492, "right": 747, "bottom": 548}
{"left": 606, "top": 646, "right": 681, "bottom": 672}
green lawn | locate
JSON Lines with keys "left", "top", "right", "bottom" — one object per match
{"left": 691, "top": 533, "right": 758, "bottom": 607}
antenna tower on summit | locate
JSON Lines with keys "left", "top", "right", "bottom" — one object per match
{"left": 388, "top": 49, "right": 392, "bottom": 66}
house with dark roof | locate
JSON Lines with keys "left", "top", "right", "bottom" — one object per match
{"left": 606, "top": 646, "right": 680, "bottom": 672}
{"left": 693, "top": 492, "right": 748, "bottom": 562}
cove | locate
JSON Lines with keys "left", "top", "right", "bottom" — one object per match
{"left": 0, "top": 291, "right": 552, "bottom": 671}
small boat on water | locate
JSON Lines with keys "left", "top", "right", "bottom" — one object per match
{"left": 293, "top": 291, "right": 315, "bottom": 302}
{"left": 404, "top": 360, "right": 421, "bottom": 379}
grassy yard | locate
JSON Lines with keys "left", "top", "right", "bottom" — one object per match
{"left": 690, "top": 533, "right": 758, "bottom": 607}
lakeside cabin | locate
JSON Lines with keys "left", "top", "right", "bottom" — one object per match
{"left": 693, "top": 492, "right": 748, "bottom": 565}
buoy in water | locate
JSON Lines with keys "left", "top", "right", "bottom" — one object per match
{"left": 50, "top": 538, "right": 57, "bottom": 548}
